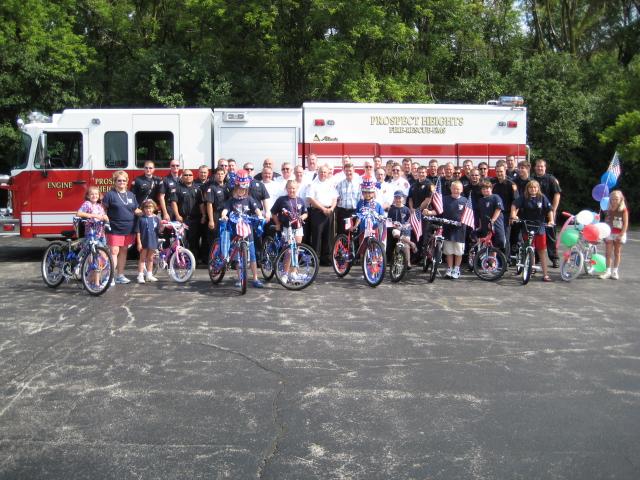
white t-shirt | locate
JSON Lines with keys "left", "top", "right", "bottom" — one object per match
{"left": 307, "top": 180, "right": 338, "bottom": 208}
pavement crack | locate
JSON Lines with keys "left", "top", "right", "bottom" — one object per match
{"left": 198, "top": 342, "right": 286, "bottom": 479}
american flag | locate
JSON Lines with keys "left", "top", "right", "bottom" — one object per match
{"left": 460, "top": 195, "right": 475, "bottom": 229}
{"left": 409, "top": 210, "right": 422, "bottom": 240}
{"left": 235, "top": 218, "right": 252, "bottom": 238}
{"left": 431, "top": 176, "right": 443, "bottom": 215}
{"left": 607, "top": 151, "right": 621, "bottom": 180}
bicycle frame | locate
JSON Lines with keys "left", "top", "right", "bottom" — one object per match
{"left": 156, "top": 221, "right": 189, "bottom": 270}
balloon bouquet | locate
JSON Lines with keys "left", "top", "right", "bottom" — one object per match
{"left": 556, "top": 161, "right": 620, "bottom": 281}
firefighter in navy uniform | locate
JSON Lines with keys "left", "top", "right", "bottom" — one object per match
{"left": 204, "top": 167, "right": 230, "bottom": 245}
{"left": 159, "top": 159, "right": 182, "bottom": 221}
{"left": 533, "top": 158, "right": 562, "bottom": 267}
{"left": 170, "top": 169, "right": 202, "bottom": 252}
{"left": 132, "top": 161, "right": 162, "bottom": 206}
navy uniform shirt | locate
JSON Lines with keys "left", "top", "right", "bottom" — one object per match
{"left": 441, "top": 177, "right": 455, "bottom": 196}
{"left": 533, "top": 173, "right": 561, "bottom": 200}
{"left": 491, "top": 179, "right": 518, "bottom": 219}
{"left": 159, "top": 174, "right": 180, "bottom": 218}
{"left": 135, "top": 215, "right": 160, "bottom": 249}
{"left": 271, "top": 195, "right": 307, "bottom": 227}
{"left": 204, "top": 182, "right": 229, "bottom": 214}
{"left": 463, "top": 183, "right": 484, "bottom": 213}
{"left": 408, "top": 179, "right": 433, "bottom": 210}
{"left": 102, "top": 190, "right": 138, "bottom": 235}
{"left": 171, "top": 183, "right": 202, "bottom": 220}
{"left": 477, "top": 194, "right": 505, "bottom": 244}
{"left": 249, "top": 179, "right": 270, "bottom": 206}
{"left": 132, "top": 174, "right": 162, "bottom": 206}
{"left": 442, "top": 195, "right": 467, "bottom": 243}
{"left": 513, "top": 175, "right": 531, "bottom": 198}
{"left": 513, "top": 194, "right": 552, "bottom": 233}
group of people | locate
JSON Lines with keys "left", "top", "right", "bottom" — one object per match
{"left": 74, "top": 153, "right": 629, "bottom": 286}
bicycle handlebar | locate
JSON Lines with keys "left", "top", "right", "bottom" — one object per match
{"left": 422, "top": 215, "right": 462, "bottom": 227}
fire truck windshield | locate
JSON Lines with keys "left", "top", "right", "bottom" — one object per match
{"left": 14, "top": 132, "right": 31, "bottom": 170}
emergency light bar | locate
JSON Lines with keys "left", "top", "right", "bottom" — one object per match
{"left": 224, "top": 112, "right": 247, "bottom": 122}
{"left": 498, "top": 96, "right": 524, "bottom": 107}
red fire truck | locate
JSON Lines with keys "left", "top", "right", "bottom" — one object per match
{"left": 0, "top": 98, "right": 526, "bottom": 238}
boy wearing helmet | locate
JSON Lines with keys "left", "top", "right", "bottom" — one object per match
{"left": 220, "top": 169, "right": 265, "bottom": 288}
{"left": 352, "top": 179, "right": 385, "bottom": 234}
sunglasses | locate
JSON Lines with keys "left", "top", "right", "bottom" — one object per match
{"left": 246, "top": 167, "right": 254, "bottom": 171}
{"left": 116, "top": 179, "right": 127, "bottom": 182}
{"left": 144, "top": 167, "right": 154, "bottom": 170}
{"left": 183, "top": 173, "right": 193, "bottom": 176}
{"left": 170, "top": 164, "right": 180, "bottom": 168}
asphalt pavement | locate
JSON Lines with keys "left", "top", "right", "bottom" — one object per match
{"left": 1, "top": 235, "right": 639, "bottom": 479}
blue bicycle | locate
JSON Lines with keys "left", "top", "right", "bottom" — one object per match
{"left": 41, "top": 218, "right": 114, "bottom": 296}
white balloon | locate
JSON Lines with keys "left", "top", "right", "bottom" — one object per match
{"left": 596, "top": 222, "right": 611, "bottom": 240}
{"left": 576, "top": 210, "right": 595, "bottom": 225}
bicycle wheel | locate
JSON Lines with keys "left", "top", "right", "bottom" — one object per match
{"left": 559, "top": 247, "right": 584, "bottom": 282}
{"left": 389, "top": 246, "right": 408, "bottom": 283}
{"left": 168, "top": 247, "right": 196, "bottom": 282}
{"left": 362, "top": 239, "right": 385, "bottom": 287}
{"left": 236, "top": 241, "right": 248, "bottom": 295}
{"left": 260, "top": 235, "right": 278, "bottom": 281}
{"left": 208, "top": 239, "right": 226, "bottom": 284}
{"left": 275, "top": 243, "right": 319, "bottom": 290}
{"left": 583, "top": 244, "right": 597, "bottom": 275}
{"left": 41, "top": 242, "right": 66, "bottom": 288}
{"left": 81, "top": 246, "right": 114, "bottom": 296}
{"left": 522, "top": 247, "right": 534, "bottom": 285}
{"left": 515, "top": 246, "right": 524, "bottom": 275}
{"left": 332, "top": 234, "right": 352, "bottom": 277}
{"left": 426, "top": 240, "right": 443, "bottom": 283}
{"left": 473, "top": 247, "right": 508, "bottom": 281}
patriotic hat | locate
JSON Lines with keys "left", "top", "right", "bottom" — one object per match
{"left": 393, "top": 190, "right": 407, "bottom": 197}
{"left": 361, "top": 179, "right": 376, "bottom": 192}
{"left": 235, "top": 169, "right": 251, "bottom": 188}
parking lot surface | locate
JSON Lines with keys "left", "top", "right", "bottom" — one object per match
{"left": 1, "top": 236, "right": 640, "bottom": 479}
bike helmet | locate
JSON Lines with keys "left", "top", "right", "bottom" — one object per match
{"left": 235, "top": 169, "right": 251, "bottom": 188}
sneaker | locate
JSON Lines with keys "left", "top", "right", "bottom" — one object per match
{"left": 551, "top": 259, "right": 559, "bottom": 268}
{"left": 451, "top": 268, "right": 460, "bottom": 279}
{"left": 280, "top": 275, "right": 288, "bottom": 284}
{"left": 445, "top": 267, "right": 452, "bottom": 278}
{"left": 110, "top": 279, "right": 115, "bottom": 287}
{"left": 600, "top": 271, "right": 612, "bottom": 280}
{"left": 136, "top": 273, "right": 146, "bottom": 284}
{"left": 234, "top": 280, "right": 242, "bottom": 288}
{"left": 145, "top": 274, "right": 159, "bottom": 282}
{"left": 115, "top": 275, "right": 131, "bottom": 284}
{"left": 611, "top": 270, "right": 619, "bottom": 280}
{"left": 252, "top": 279, "right": 264, "bottom": 288}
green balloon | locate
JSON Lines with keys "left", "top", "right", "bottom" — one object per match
{"left": 591, "top": 253, "right": 607, "bottom": 273}
{"left": 560, "top": 228, "right": 580, "bottom": 248}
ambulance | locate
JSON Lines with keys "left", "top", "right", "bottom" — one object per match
{"left": 0, "top": 98, "right": 526, "bottom": 238}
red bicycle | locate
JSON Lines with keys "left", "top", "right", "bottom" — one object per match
{"left": 467, "top": 222, "right": 508, "bottom": 281}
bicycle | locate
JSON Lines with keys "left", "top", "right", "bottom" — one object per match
{"left": 557, "top": 211, "right": 599, "bottom": 282}
{"left": 331, "top": 208, "right": 387, "bottom": 287}
{"left": 421, "top": 216, "right": 461, "bottom": 283}
{"left": 41, "top": 218, "right": 114, "bottom": 296}
{"left": 151, "top": 221, "right": 196, "bottom": 282}
{"left": 389, "top": 221, "right": 411, "bottom": 283}
{"left": 208, "top": 212, "right": 264, "bottom": 295}
{"left": 466, "top": 222, "right": 508, "bottom": 281}
{"left": 512, "top": 219, "right": 547, "bottom": 285}
{"left": 260, "top": 229, "right": 284, "bottom": 281}
{"left": 273, "top": 219, "right": 319, "bottom": 290}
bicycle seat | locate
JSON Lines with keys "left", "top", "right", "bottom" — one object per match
{"left": 61, "top": 230, "right": 76, "bottom": 238}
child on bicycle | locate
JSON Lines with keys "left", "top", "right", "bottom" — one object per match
{"left": 220, "top": 169, "right": 265, "bottom": 288}
{"left": 135, "top": 199, "right": 161, "bottom": 283}
{"left": 510, "top": 179, "right": 554, "bottom": 282}
{"left": 387, "top": 190, "right": 417, "bottom": 268}
{"left": 271, "top": 180, "right": 308, "bottom": 282}
{"left": 353, "top": 180, "right": 385, "bottom": 229}
{"left": 477, "top": 180, "right": 506, "bottom": 252}
{"left": 441, "top": 180, "right": 467, "bottom": 279}
{"left": 601, "top": 189, "right": 629, "bottom": 280}
{"left": 76, "top": 186, "right": 109, "bottom": 245}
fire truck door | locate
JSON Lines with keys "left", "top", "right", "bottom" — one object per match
{"left": 217, "top": 127, "right": 297, "bottom": 172}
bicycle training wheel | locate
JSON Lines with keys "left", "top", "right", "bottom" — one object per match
{"left": 81, "top": 245, "right": 114, "bottom": 296}
{"left": 275, "top": 243, "right": 319, "bottom": 291}
{"left": 473, "top": 247, "right": 507, "bottom": 281}
{"left": 169, "top": 247, "right": 196, "bottom": 282}
{"left": 426, "top": 240, "right": 443, "bottom": 283}
{"left": 522, "top": 247, "right": 534, "bottom": 285}
{"left": 208, "top": 239, "right": 226, "bottom": 284}
{"left": 332, "top": 234, "right": 352, "bottom": 277}
{"left": 583, "top": 244, "right": 597, "bottom": 275}
{"left": 559, "top": 247, "right": 583, "bottom": 282}
{"left": 362, "top": 239, "right": 385, "bottom": 287}
{"left": 236, "top": 241, "right": 248, "bottom": 295}
{"left": 41, "top": 242, "right": 66, "bottom": 288}
{"left": 260, "top": 235, "right": 278, "bottom": 281}
{"left": 389, "top": 246, "right": 408, "bottom": 283}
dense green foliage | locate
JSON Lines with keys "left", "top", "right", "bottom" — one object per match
{"left": 1, "top": 0, "right": 638, "bottom": 217}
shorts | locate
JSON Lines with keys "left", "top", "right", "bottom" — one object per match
{"left": 606, "top": 232, "right": 627, "bottom": 244}
{"left": 523, "top": 233, "right": 547, "bottom": 250}
{"left": 443, "top": 240, "right": 465, "bottom": 256}
{"left": 283, "top": 226, "right": 304, "bottom": 239}
{"left": 106, "top": 233, "right": 135, "bottom": 247}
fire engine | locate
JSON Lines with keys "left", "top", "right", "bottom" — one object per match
{"left": 0, "top": 98, "right": 526, "bottom": 238}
